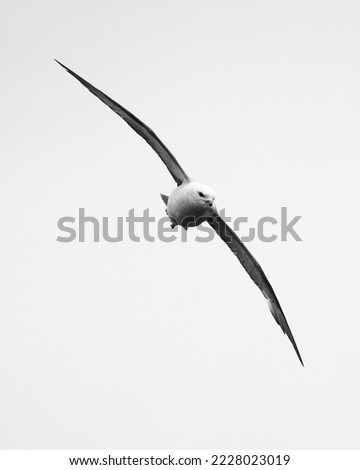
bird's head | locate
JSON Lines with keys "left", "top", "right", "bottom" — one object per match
{"left": 187, "top": 181, "right": 217, "bottom": 216}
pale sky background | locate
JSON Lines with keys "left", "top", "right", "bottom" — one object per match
{"left": 1, "top": 0, "right": 360, "bottom": 449}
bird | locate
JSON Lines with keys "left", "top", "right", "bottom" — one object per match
{"left": 55, "top": 59, "right": 304, "bottom": 366}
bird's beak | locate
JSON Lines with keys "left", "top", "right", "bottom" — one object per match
{"left": 207, "top": 199, "right": 217, "bottom": 213}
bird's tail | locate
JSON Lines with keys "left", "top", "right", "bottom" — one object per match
{"left": 160, "top": 194, "right": 169, "bottom": 205}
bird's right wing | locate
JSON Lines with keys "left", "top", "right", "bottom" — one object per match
{"left": 55, "top": 60, "right": 189, "bottom": 186}
{"left": 207, "top": 214, "right": 303, "bottom": 366}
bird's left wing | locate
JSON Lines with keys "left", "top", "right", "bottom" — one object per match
{"left": 207, "top": 214, "right": 303, "bottom": 366}
{"left": 55, "top": 60, "right": 189, "bottom": 186}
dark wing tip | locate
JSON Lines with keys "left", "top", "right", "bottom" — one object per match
{"left": 280, "top": 313, "right": 304, "bottom": 367}
{"left": 54, "top": 59, "right": 77, "bottom": 79}
{"left": 54, "top": 58, "right": 66, "bottom": 69}
{"left": 268, "top": 298, "right": 304, "bottom": 367}
{"left": 290, "top": 336, "right": 304, "bottom": 367}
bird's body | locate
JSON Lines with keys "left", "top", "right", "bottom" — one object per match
{"left": 56, "top": 59, "right": 304, "bottom": 366}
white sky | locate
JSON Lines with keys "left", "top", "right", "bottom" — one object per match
{"left": 1, "top": 0, "right": 360, "bottom": 449}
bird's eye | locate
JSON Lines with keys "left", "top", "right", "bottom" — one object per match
{"left": 198, "top": 192, "right": 205, "bottom": 197}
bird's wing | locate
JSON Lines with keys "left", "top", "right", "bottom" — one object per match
{"left": 55, "top": 60, "right": 189, "bottom": 186}
{"left": 207, "top": 214, "right": 303, "bottom": 366}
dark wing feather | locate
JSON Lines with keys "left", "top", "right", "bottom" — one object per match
{"left": 55, "top": 60, "right": 189, "bottom": 186}
{"left": 208, "top": 214, "right": 303, "bottom": 366}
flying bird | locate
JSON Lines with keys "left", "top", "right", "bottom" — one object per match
{"left": 55, "top": 59, "right": 303, "bottom": 366}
